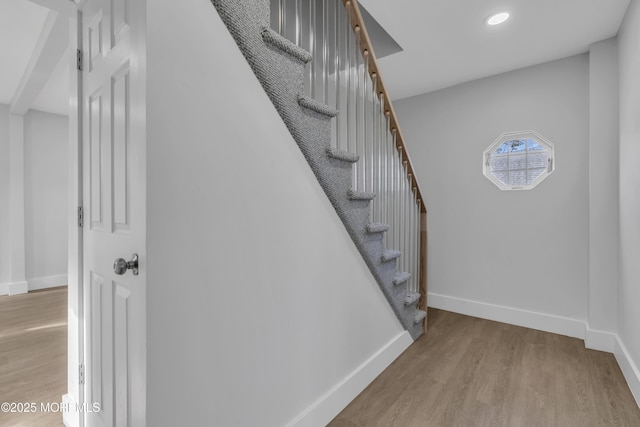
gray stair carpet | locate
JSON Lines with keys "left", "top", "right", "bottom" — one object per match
{"left": 210, "top": 0, "right": 424, "bottom": 340}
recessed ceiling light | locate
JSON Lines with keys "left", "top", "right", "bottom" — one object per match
{"left": 486, "top": 11, "right": 510, "bottom": 26}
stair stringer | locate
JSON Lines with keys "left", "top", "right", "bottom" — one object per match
{"left": 210, "top": 0, "right": 423, "bottom": 340}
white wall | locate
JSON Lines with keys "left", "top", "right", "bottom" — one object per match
{"left": 0, "top": 104, "right": 10, "bottom": 285}
{"left": 617, "top": 0, "right": 640, "bottom": 403}
{"left": 24, "top": 110, "right": 68, "bottom": 285}
{"left": 145, "top": 1, "right": 409, "bottom": 426}
{"left": 588, "top": 39, "right": 619, "bottom": 341}
{"left": 395, "top": 55, "right": 590, "bottom": 333}
{"left": 0, "top": 106, "right": 68, "bottom": 293}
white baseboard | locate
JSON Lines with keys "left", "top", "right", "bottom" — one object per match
{"left": 614, "top": 336, "right": 640, "bottom": 408}
{"left": 0, "top": 282, "right": 10, "bottom": 295}
{"left": 428, "top": 292, "right": 586, "bottom": 339}
{"left": 8, "top": 281, "right": 28, "bottom": 295}
{"left": 428, "top": 292, "right": 620, "bottom": 353}
{"left": 0, "top": 275, "right": 67, "bottom": 296}
{"left": 285, "top": 331, "right": 413, "bottom": 427}
{"left": 28, "top": 274, "right": 68, "bottom": 291}
{"left": 585, "top": 326, "right": 617, "bottom": 352}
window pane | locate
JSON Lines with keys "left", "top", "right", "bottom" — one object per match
{"left": 510, "top": 169, "right": 527, "bottom": 187}
{"left": 509, "top": 154, "right": 526, "bottom": 169}
{"left": 494, "top": 143, "right": 510, "bottom": 154}
{"left": 490, "top": 155, "right": 509, "bottom": 171}
{"left": 506, "top": 139, "right": 526, "bottom": 152}
{"left": 527, "top": 138, "right": 544, "bottom": 151}
{"left": 528, "top": 152, "right": 548, "bottom": 168}
{"left": 491, "top": 170, "right": 509, "bottom": 186}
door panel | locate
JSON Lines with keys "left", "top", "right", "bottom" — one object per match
{"left": 114, "top": 283, "right": 130, "bottom": 426}
{"left": 89, "top": 90, "right": 103, "bottom": 228}
{"left": 89, "top": 272, "right": 104, "bottom": 407}
{"left": 112, "top": 0, "right": 129, "bottom": 45}
{"left": 112, "top": 64, "right": 130, "bottom": 232}
{"left": 82, "top": 0, "right": 144, "bottom": 425}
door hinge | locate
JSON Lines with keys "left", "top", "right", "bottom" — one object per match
{"left": 78, "top": 206, "right": 84, "bottom": 228}
{"left": 77, "top": 49, "right": 83, "bottom": 71}
{"left": 79, "top": 364, "right": 85, "bottom": 385}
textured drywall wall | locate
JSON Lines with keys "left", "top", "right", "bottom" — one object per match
{"left": 24, "top": 109, "right": 68, "bottom": 282}
{"left": 145, "top": 1, "right": 406, "bottom": 426}
{"left": 395, "top": 54, "right": 589, "bottom": 323}
{"left": 0, "top": 106, "right": 67, "bottom": 291}
{"left": 617, "top": 0, "right": 640, "bottom": 385}
{"left": 0, "top": 105, "right": 10, "bottom": 285}
{"left": 588, "top": 39, "right": 619, "bottom": 334}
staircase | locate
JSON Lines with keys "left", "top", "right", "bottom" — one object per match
{"left": 211, "top": 0, "right": 426, "bottom": 340}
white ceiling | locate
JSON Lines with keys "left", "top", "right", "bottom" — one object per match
{"left": 0, "top": 0, "right": 69, "bottom": 116}
{"left": 360, "top": 0, "right": 630, "bottom": 100}
{"left": 0, "top": 0, "right": 631, "bottom": 113}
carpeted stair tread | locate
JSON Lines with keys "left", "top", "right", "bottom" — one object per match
{"left": 405, "top": 292, "right": 420, "bottom": 306}
{"left": 261, "top": 27, "right": 313, "bottom": 63}
{"left": 348, "top": 189, "right": 375, "bottom": 201}
{"left": 366, "top": 223, "right": 389, "bottom": 234}
{"left": 298, "top": 94, "right": 338, "bottom": 117}
{"left": 382, "top": 250, "right": 402, "bottom": 263}
{"left": 327, "top": 147, "right": 359, "bottom": 163}
{"left": 393, "top": 271, "right": 411, "bottom": 286}
{"left": 414, "top": 310, "right": 427, "bottom": 324}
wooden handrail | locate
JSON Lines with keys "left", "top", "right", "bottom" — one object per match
{"left": 343, "top": 0, "right": 426, "bottom": 214}
{"left": 343, "top": 0, "right": 428, "bottom": 331}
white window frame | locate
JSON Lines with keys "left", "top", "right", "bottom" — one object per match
{"left": 483, "top": 130, "right": 555, "bottom": 191}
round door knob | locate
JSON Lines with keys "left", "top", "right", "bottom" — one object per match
{"left": 113, "top": 253, "right": 139, "bottom": 276}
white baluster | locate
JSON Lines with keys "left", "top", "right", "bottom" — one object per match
{"left": 413, "top": 189, "right": 418, "bottom": 293}
{"left": 278, "top": 0, "right": 284, "bottom": 35}
{"left": 370, "top": 75, "right": 376, "bottom": 220}
{"left": 388, "top": 121, "right": 395, "bottom": 250}
{"left": 378, "top": 97, "right": 384, "bottom": 232}
{"left": 334, "top": 0, "right": 341, "bottom": 150}
{"left": 405, "top": 170, "right": 411, "bottom": 290}
{"left": 345, "top": 3, "right": 351, "bottom": 153}
{"left": 310, "top": 0, "right": 316, "bottom": 99}
{"left": 398, "top": 152, "right": 407, "bottom": 272}
{"left": 353, "top": 26, "right": 361, "bottom": 189}
{"left": 322, "top": 0, "right": 328, "bottom": 104}
{"left": 416, "top": 193, "right": 419, "bottom": 293}
{"left": 362, "top": 50, "right": 369, "bottom": 194}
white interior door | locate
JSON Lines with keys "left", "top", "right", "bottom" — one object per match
{"left": 81, "top": 0, "right": 146, "bottom": 425}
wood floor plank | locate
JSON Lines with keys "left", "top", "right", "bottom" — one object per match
{"left": 329, "top": 309, "right": 640, "bottom": 427}
{"left": 0, "top": 287, "right": 67, "bottom": 427}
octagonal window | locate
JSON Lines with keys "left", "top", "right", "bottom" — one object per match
{"left": 483, "top": 131, "right": 555, "bottom": 190}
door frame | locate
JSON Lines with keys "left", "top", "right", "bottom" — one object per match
{"left": 64, "top": 3, "right": 84, "bottom": 427}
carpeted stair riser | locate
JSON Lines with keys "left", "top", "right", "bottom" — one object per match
{"left": 393, "top": 271, "right": 412, "bottom": 287}
{"left": 211, "top": 0, "right": 423, "bottom": 340}
{"left": 381, "top": 250, "right": 402, "bottom": 263}
{"left": 405, "top": 292, "right": 420, "bottom": 307}
{"left": 367, "top": 223, "right": 390, "bottom": 234}
{"left": 327, "top": 148, "right": 360, "bottom": 163}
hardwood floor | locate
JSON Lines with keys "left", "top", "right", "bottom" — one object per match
{"left": 0, "top": 287, "right": 67, "bottom": 427}
{"left": 330, "top": 308, "right": 640, "bottom": 427}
